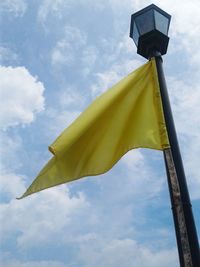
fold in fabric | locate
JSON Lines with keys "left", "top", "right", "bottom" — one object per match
{"left": 18, "top": 58, "right": 169, "bottom": 199}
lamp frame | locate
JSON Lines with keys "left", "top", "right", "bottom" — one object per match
{"left": 130, "top": 4, "right": 171, "bottom": 59}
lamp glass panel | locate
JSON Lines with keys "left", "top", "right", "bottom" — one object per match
{"left": 132, "top": 22, "right": 139, "bottom": 45}
{"left": 135, "top": 9, "right": 154, "bottom": 35}
{"left": 154, "top": 10, "right": 169, "bottom": 35}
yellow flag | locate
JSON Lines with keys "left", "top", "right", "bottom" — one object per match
{"left": 18, "top": 58, "right": 169, "bottom": 199}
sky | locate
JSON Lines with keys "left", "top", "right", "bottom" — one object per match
{"left": 0, "top": 0, "right": 200, "bottom": 266}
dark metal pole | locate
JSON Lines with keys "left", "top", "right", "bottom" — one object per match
{"left": 153, "top": 52, "right": 200, "bottom": 267}
{"left": 164, "top": 148, "right": 192, "bottom": 266}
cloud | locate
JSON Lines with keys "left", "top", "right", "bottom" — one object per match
{"left": 0, "top": 46, "right": 19, "bottom": 65}
{"left": 51, "top": 25, "right": 87, "bottom": 67}
{"left": 90, "top": 58, "right": 142, "bottom": 97}
{"left": 78, "top": 238, "right": 178, "bottom": 267}
{"left": 121, "top": 150, "right": 162, "bottom": 201}
{"left": 0, "top": 172, "right": 25, "bottom": 199}
{"left": 50, "top": 24, "right": 100, "bottom": 79}
{"left": 38, "top": 0, "right": 68, "bottom": 23}
{"left": 37, "top": 87, "right": 88, "bottom": 142}
{"left": 57, "top": 88, "right": 87, "bottom": 111}
{"left": 44, "top": 109, "right": 80, "bottom": 139}
{"left": 81, "top": 46, "right": 99, "bottom": 76}
{"left": 0, "top": 180, "right": 88, "bottom": 249}
{"left": 0, "top": 0, "right": 27, "bottom": 16}
{"left": 0, "top": 66, "right": 45, "bottom": 130}
{"left": 166, "top": 76, "right": 200, "bottom": 199}
{"left": 0, "top": 239, "right": 178, "bottom": 267}
{"left": 0, "top": 259, "right": 67, "bottom": 267}
{"left": 0, "top": 132, "right": 23, "bottom": 170}
{"left": 167, "top": 77, "right": 200, "bottom": 137}
{"left": 37, "top": 0, "right": 109, "bottom": 24}
{"left": 121, "top": 150, "right": 144, "bottom": 169}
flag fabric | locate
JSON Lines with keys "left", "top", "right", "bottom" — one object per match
{"left": 18, "top": 58, "right": 169, "bottom": 199}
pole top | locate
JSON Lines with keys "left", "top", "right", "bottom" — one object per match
{"left": 130, "top": 4, "right": 171, "bottom": 59}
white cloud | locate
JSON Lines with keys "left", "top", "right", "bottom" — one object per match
{"left": 0, "top": 0, "right": 27, "bottom": 16}
{"left": 81, "top": 47, "right": 98, "bottom": 66}
{"left": 91, "top": 70, "right": 121, "bottom": 96}
{"left": 50, "top": 27, "right": 99, "bottom": 76}
{"left": 0, "top": 172, "right": 25, "bottom": 198}
{"left": 91, "top": 58, "right": 142, "bottom": 97}
{"left": 0, "top": 181, "right": 88, "bottom": 248}
{"left": 0, "top": 46, "right": 19, "bottom": 64}
{"left": 0, "top": 259, "right": 67, "bottom": 267}
{"left": 185, "top": 137, "right": 200, "bottom": 199}
{"left": 81, "top": 46, "right": 99, "bottom": 76}
{"left": 118, "top": 150, "right": 164, "bottom": 202}
{"left": 161, "top": 0, "right": 200, "bottom": 38}
{"left": 38, "top": 0, "right": 110, "bottom": 24}
{"left": 0, "top": 66, "right": 45, "bottom": 130}
{"left": 0, "top": 239, "right": 178, "bottom": 267}
{"left": 0, "top": 132, "right": 23, "bottom": 170}
{"left": 44, "top": 109, "right": 80, "bottom": 140}
{"left": 121, "top": 150, "right": 144, "bottom": 169}
{"left": 167, "top": 77, "right": 200, "bottom": 137}
{"left": 40, "top": 88, "right": 88, "bottom": 142}
{"left": 51, "top": 26, "right": 87, "bottom": 66}
{"left": 166, "top": 76, "right": 200, "bottom": 199}
{"left": 58, "top": 88, "right": 86, "bottom": 109}
{"left": 78, "top": 238, "right": 178, "bottom": 267}
{"left": 38, "top": 0, "right": 68, "bottom": 23}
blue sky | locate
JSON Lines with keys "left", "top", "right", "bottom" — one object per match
{"left": 0, "top": 0, "right": 200, "bottom": 266}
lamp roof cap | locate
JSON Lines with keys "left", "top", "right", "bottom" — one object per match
{"left": 131, "top": 4, "right": 171, "bottom": 21}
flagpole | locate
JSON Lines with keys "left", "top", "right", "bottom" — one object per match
{"left": 153, "top": 52, "right": 200, "bottom": 267}
{"left": 163, "top": 148, "right": 190, "bottom": 266}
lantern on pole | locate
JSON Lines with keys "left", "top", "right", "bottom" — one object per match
{"left": 130, "top": 4, "right": 170, "bottom": 58}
